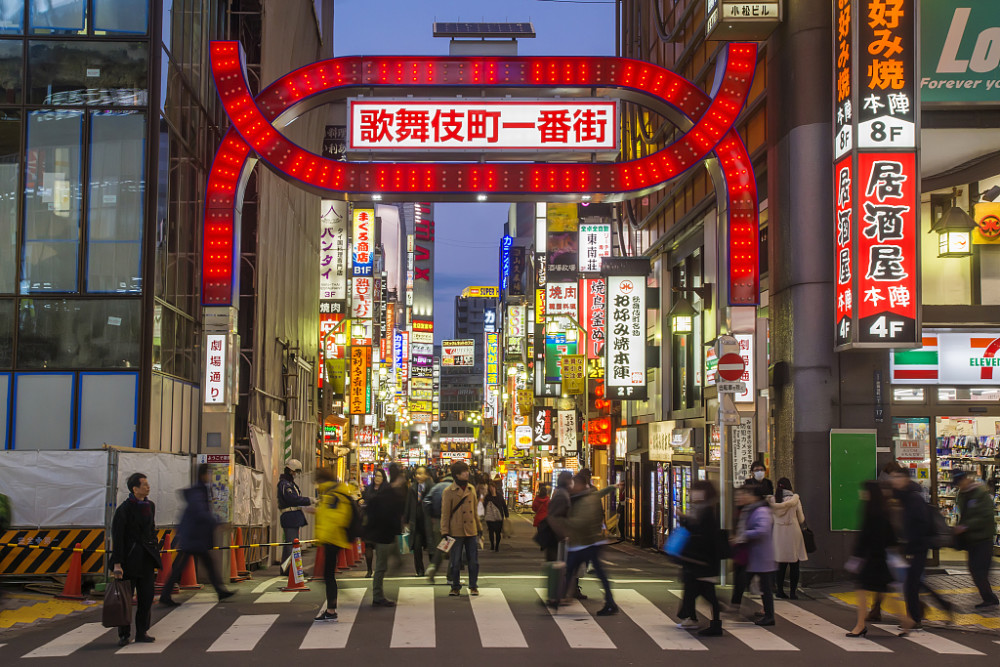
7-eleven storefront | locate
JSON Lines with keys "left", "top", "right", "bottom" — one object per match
{"left": 890, "top": 331, "right": 1000, "bottom": 555}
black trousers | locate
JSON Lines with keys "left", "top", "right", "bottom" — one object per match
{"left": 162, "top": 551, "right": 225, "bottom": 597}
{"left": 120, "top": 572, "right": 156, "bottom": 639}
{"left": 968, "top": 540, "right": 999, "bottom": 605}
{"left": 776, "top": 561, "right": 800, "bottom": 594}
{"left": 730, "top": 564, "right": 748, "bottom": 604}
{"left": 323, "top": 544, "right": 340, "bottom": 609}
{"left": 679, "top": 568, "right": 720, "bottom": 621}
{"left": 410, "top": 524, "right": 427, "bottom": 575}
{"left": 904, "top": 551, "right": 927, "bottom": 623}
{"left": 486, "top": 521, "right": 503, "bottom": 550}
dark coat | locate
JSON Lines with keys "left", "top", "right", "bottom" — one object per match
{"left": 110, "top": 495, "right": 162, "bottom": 578}
{"left": 365, "top": 483, "right": 405, "bottom": 544}
{"left": 278, "top": 473, "right": 310, "bottom": 529}
{"left": 895, "top": 481, "right": 930, "bottom": 555}
{"left": 745, "top": 476, "right": 775, "bottom": 497}
{"left": 404, "top": 480, "right": 432, "bottom": 543}
{"left": 175, "top": 484, "right": 217, "bottom": 553}
{"left": 679, "top": 502, "right": 722, "bottom": 579}
{"left": 853, "top": 510, "right": 896, "bottom": 592}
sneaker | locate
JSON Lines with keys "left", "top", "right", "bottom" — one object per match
{"left": 426, "top": 565, "right": 437, "bottom": 583}
{"left": 470, "top": 588, "right": 479, "bottom": 596}
{"left": 371, "top": 599, "right": 396, "bottom": 607}
{"left": 449, "top": 588, "right": 461, "bottom": 596}
{"left": 118, "top": 637, "right": 130, "bottom": 647}
{"left": 596, "top": 603, "right": 619, "bottom": 616}
{"left": 754, "top": 616, "right": 775, "bottom": 627}
{"left": 676, "top": 618, "right": 700, "bottom": 629}
{"left": 135, "top": 635, "right": 156, "bottom": 643}
{"left": 314, "top": 610, "right": 338, "bottom": 622}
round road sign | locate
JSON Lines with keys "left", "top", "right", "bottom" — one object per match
{"left": 717, "top": 353, "right": 746, "bottom": 382}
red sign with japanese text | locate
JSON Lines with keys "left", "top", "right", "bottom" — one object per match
{"left": 834, "top": 158, "right": 854, "bottom": 347}
{"left": 856, "top": 152, "right": 917, "bottom": 343}
{"left": 349, "top": 99, "right": 619, "bottom": 154}
{"left": 581, "top": 278, "right": 606, "bottom": 361}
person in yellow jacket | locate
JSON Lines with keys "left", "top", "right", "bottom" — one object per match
{"left": 313, "top": 467, "right": 356, "bottom": 622}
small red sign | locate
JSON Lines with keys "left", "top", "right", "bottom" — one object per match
{"left": 717, "top": 353, "right": 746, "bottom": 382}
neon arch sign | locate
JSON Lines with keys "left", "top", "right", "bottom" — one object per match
{"left": 205, "top": 41, "right": 759, "bottom": 306}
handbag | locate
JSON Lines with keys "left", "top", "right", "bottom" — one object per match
{"left": 398, "top": 531, "right": 411, "bottom": 555}
{"left": 502, "top": 518, "right": 513, "bottom": 538}
{"left": 731, "top": 542, "right": 749, "bottom": 567}
{"left": 663, "top": 526, "right": 691, "bottom": 558}
{"left": 801, "top": 523, "right": 817, "bottom": 553}
{"left": 102, "top": 578, "right": 133, "bottom": 628}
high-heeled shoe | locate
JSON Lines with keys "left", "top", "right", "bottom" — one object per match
{"left": 845, "top": 627, "right": 868, "bottom": 637}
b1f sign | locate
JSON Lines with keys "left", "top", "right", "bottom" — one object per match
{"left": 348, "top": 99, "right": 619, "bottom": 155}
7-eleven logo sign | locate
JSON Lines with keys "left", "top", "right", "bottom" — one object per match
{"left": 970, "top": 337, "right": 1000, "bottom": 380}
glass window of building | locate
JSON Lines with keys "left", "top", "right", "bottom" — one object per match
{"left": 22, "top": 109, "right": 83, "bottom": 293}
{"left": 93, "top": 0, "right": 147, "bottom": 35}
{"left": 17, "top": 298, "right": 141, "bottom": 368}
{"left": 87, "top": 110, "right": 144, "bottom": 292}
{"left": 0, "top": 40, "right": 23, "bottom": 103}
{"left": 0, "top": 0, "right": 23, "bottom": 34}
{"left": 0, "top": 297, "right": 12, "bottom": 366}
{"left": 0, "top": 113, "right": 19, "bottom": 293}
{"left": 27, "top": 40, "right": 148, "bottom": 106}
{"left": 29, "top": 0, "right": 86, "bottom": 35}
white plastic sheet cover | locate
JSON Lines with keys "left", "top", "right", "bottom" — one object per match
{"left": 251, "top": 469, "right": 267, "bottom": 525}
{"left": 232, "top": 464, "right": 252, "bottom": 526}
{"left": 0, "top": 450, "right": 108, "bottom": 527}
{"left": 116, "top": 451, "right": 193, "bottom": 527}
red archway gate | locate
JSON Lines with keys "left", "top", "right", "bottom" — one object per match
{"left": 204, "top": 42, "right": 760, "bottom": 306}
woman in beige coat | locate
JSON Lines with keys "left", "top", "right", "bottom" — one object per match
{"left": 768, "top": 478, "right": 807, "bottom": 599}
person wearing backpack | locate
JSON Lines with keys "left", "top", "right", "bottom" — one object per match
{"left": 424, "top": 471, "right": 451, "bottom": 584}
{"left": 890, "top": 469, "right": 931, "bottom": 631}
{"left": 953, "top": 469, "right": 999, "bottom": 609}
{"left": 313, "top": 467, "right": 356, "bottom": 622}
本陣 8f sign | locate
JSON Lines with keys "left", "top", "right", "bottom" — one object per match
{"left": 348, "top": 99, "right": 619, "bottom": 154}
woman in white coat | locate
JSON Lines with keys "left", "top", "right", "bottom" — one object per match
{"left": 768, "top": 478, "right": 807, "bottom": 599}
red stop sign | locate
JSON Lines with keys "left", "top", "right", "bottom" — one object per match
{"left": 717, "top": 353, "right": 746, "bottom": 382}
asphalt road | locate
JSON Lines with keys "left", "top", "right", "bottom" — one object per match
{"left": 2, "top": 513, "right": 997, "bottom": 666}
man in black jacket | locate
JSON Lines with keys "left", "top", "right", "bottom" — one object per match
{"left": 277, "top": 459, "right": 312, "bottom": 574}
{"left": 111, "top": 472, "right": 163, "bottom": 647}
{"left": 159, "top": 464, "right": 234, "bottom": 606}
{"left": 403, "top": 466, "right": 432, "bottom": 576}
{"left": 366, "top": 463, "right": 406, "bottom": 606}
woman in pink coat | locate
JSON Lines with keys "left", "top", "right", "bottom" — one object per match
{"left": 768, "top": 478, "right": 808, "bottom": 599}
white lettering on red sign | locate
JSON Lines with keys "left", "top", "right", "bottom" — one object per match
{"left": 349, "top": 99, "right": 619, "bottom": 152}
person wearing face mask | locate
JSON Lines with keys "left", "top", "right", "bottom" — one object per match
{"left": 675, "top": 481, "right": 724, "bottom": 636}
{"left": 277, "top": 459, "right": 312, "bottom": 575}
{"left": 746, "top": 462, "right": 775, "bottom": 497}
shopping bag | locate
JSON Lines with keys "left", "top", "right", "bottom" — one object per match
{"left": 888, "top": 551, "right": 908, "bottom": 582}
{"left": 663, "top": 526, "right": 690, "bottom": 558}
{"left": 102, "top": 578, "right": 133, "bottom": 628}
{"left": 502, "top": 518, "right": 514, "bottom": 538}
{"left": 398, "top": 532, "right": 411, "bottom": 555}
{"left": 436, "top": 536, "right": 456, "bottom": 553}
{"left": 543, "top": 560, "right": 565, "bottom": 602}
{"left": 844, "top": 555, "right": 864, "bottom": 574}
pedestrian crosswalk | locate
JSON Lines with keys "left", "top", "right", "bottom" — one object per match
{"left": 8, "top": 585, "right": 996, "bottom": 658}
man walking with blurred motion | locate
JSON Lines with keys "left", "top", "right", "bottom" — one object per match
{"left": 160, "top": 464, "right": 234, "bottom": 606}
{"left": 441, "top": 461, "right": 481, "bottom": 596}
{"left": 405, "top": 465, "right": 432, "bottom": 576}
{"left": 110, "top": 473, "right": 162, "bottom": 647}
{"left": 953, "top": 469, "right": 999, "bottom": 609}
{"left": 277, "top": 459, "right": 312, "bottom": 575}
{"left": 424, "top": 469, "right": 452, "bottom": 583}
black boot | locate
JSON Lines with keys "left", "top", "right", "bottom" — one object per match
{"left": 698, "top": 620, "right": 723, "bottom": 637}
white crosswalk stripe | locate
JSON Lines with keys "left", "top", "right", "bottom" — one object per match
{"left": 255, "top": 591, "right": 303, "bottom": 604}
{"left": 23, "top": 622, "right": 110, "bottom": 658}
{"left": 772, "top": 600, "right": 891, "bottom": 652}
{"left": 117, "top": 591, "right": 217, "bottom": 654}
{"left": 300, "top": 588, "right": 366, "bottom": 649}
{"left": 390, "top": 587, "right": 435, "bottom": 648}
{"left": 469, "top": 587, "right": 527, "bottom": 647}
{"left": 535, "top": 588, "right": 616, "bottom": 649}
{"left": 207, "top": 614, "right": 278, "bottom": 652}
{"left": 251, "top": 577, "right": 283, "bottom": 593}
{"left": 677, "top": 592, "right": 799, "bottom": 651}
{"left": 616, "top": 589, "right": 707, "bottom": 650}
{"left": 873, "top": 624, "right": 986, "bottom": 655}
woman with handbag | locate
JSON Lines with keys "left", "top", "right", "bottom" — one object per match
{"left": 484, "top": 483, "right": 509, "bottom": 552}
{"left": 731, "top": 483, "right": 777, "bottom": 626}
{"left": 846, "top": 480, "right": 912, "bottom": 637}
{"left": 768, "top": 478, "right": 808, "bottom": 599}
{"left": 675, "top": 480, "right": 724, "bottom": 636}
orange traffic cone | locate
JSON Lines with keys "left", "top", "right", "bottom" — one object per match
{"left": 56, "top": 543, "right": 85, "bottom": 600}
{"left": 234, "top": 527, "right": 249, "bottom": 577}
{"left": 336, "top": 547, "right": 349, "bottom": 572}
{"left": 178, "top": 551, "right": 203, "bottom": 589}
{"left": 279, "top": 539, "right": 310, "bottom": 591}
{"left": 155, "top": 533, "right": 179, "bottom": 593}
{"left": 346, "top": 543, "right": 356, "bottom": 567}
{"left": 309, "top": 544, "right": 325, "bottom": 581}
{"left": 229, "top": 539, "right": 248, "bottom": 583}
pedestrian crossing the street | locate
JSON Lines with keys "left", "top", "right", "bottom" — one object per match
{"left": 7, "top": 585, "right": 997, "bottom": 658}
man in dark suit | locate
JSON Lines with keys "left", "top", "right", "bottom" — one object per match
{"left": 159, "top": 464, "right": 234, "bottom": 606}
{"left": 110, "top": 472, "right": 163, "bottom": 647}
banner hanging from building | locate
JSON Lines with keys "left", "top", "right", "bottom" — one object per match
{"left": 557, "top": 410, "right": 578, "bottom": 456}
{"left": 579, "top": 222, "right": 612, "bottom": 273}
{"left": 833, "top": 0, "right": 920, "bottom": 350}
{"left": 486, "top": 332, "right": 500, "bottom": 385}
{"left": 442, "top": 339, "right": 475, "bottom": 366}
{"left": 533, "top": 407, "right": 555, "bottom": 448}
{"left": 320, "top": 200, "right": 348, "bottom": 301}
{"left": 349, "top": 346, "right": 371, "bottom": 414}
{"left": 560, "top": 354, "right": 586, "bottom": 395}
{"left": 602, "top": 257, "right": 650, "bottom": 400}
{"left": 352, "top": 208, "right": 374, "bottom": 277}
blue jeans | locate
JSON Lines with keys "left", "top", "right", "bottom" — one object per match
{"left": 448, "top": 536, "right": 479, "bottom": 589}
